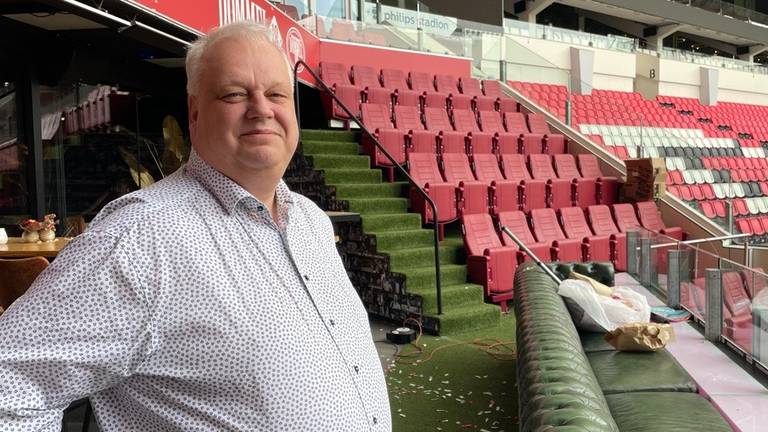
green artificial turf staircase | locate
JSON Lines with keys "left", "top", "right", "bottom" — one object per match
{"left": 301, "top": 129, "right": 501, "bottom": 335}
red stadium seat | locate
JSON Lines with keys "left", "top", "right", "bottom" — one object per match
{"left": 497, "top": 210, "right": 552, "bottom": 262}
{"left": 612, "top": 203, "right": 642, "bottom": 233}
{"left": 459, "top": 77, "right": 497, "bottom": 111}
{"left": 474, "top": 154, "right": 519, "bottom": 215}
{"left": 452, "top": 109, "right": 493, "bottom": 155}
{"left": 499, "top": 153, "right": 546, "bottom": 211}
{"left": 481, "top": 79, "right": 504, "bottom": 99}
{"left": 423, "top": 92, "right": 450, "bottom": 110}
{"left": 461, "top": 213, "right": 517, "bottom": 312}
{"left": 350, "top": 64, "right": 381, "bottom": 89}
{"left": 478, "top": 110, "right": 519, "bottom": 155}
{"left": 587, "top": 205, "right": 627, "bottom": 271}
{"left": 635, "top": 201, "right": 685, "bottom": 240}
{"left": 722, "top": 271, "right": 753, "bottom": 354}
{"left": 421, "top": 107, "right": 466, "bottom": 154}
{"left": 559, "top": 206, "right": 611, "bottom": 262}
{"left": 382, "top": 68, "right": 408, "bottom": 90}
{"left": 527, "top": 113, "right": 566, "bottom": 155}
{"left": 529, "top": 154, "right": 573, "bottom": 210}
{"left": 441, "top": 153, "right": 488, "bottom": 216}
{"left": 505, "top": 112, "right": 545, "bottom": 154}
{"left": 577, "top": 154, "right": 619, "bottom": 205}
{"left": 409, "top": 71, "right": 435, "bottom": 93}
{"left": 554, "top": 154, "right": 597, "bottom": 208}
{"left": 360, "top": 103, "right": 405, "bottom": 180}
{"left": 530, "top": 208, "right": 583, "bottom": 262}
{"left": 408, "top": 152, "right": 458, "bottom": 231}
{"left": 435, "top": 74, "right": 458, "bottom": 94}
{"left": 320, "top": 61, "right": 351, "bottom": 87}
{"left": 449, "top": 93, "right": 474, "bottom": 111}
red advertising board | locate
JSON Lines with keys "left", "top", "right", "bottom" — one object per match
{"left": 127, "top": 0, "right": 319, "bottom": 82}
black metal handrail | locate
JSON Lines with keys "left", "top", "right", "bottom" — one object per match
{"left": 292, "top": 60, "right": 443, "bottom": 315}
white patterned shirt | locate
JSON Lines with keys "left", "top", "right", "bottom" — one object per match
{"left": 0, "top": 150, "right": 391, "bottom": 431}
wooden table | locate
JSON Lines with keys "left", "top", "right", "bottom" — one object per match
{"left": 0, "top": 237, "right": 72, "bottom": 258}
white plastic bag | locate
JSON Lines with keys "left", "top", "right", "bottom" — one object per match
{"left": 557, "top": 279, "right": 651, "bottom": 332}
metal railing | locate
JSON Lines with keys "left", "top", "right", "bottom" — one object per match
{"left": 672, "top": 0, "right": 768, "bottom": 27}
{"left": 650, "top": 233, "right": 751, "bottom": 249}
{"left": 292, "top": 60, "right": 443, "bottom": 314}
{"left": 500, "top": 226, "right": 563, "bottom": 284}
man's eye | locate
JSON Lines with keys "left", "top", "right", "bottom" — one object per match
{"left": 269, "top": 92, "right": 288, "bottom": 99}
{"left": 223, "top": 92, "right": 246, "bottom": 100}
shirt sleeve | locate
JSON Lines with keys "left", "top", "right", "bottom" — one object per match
{"left": 0, "top": 230, "right": 153, "bottom": 431}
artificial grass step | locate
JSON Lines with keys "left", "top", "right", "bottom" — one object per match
{"left": 397, "top": 264, "right": 467, "bottom": 291}
{"left": 362, "top": 213, "right": 422, "bottom": 232}
{"left": 412, "top": 282, "right": 485, "bottom": 314}
{"left": 309, "top": 154, "right": 370, "bottom": 169}
{"left": 369, "top": 229, "right": 434, "bottom": 251}
{"left": 301, "top": 129, "right": 358, "bottom": 142}
{"left": 428, "top": 303, "right": 501, "bottom": 335}
{"left": 323, "top": 169, "right": 381, "bottom": 184}
{"left": 385, "top": 244, "right": 464, "bottom": 270}
{"left": 301, "top": 140, "right": 359, "bottom": 155}
{"left": 334, "top": 182, "right": 408, "bottom": 199}
{"left": 346, "top": 198, "right": 408, "bottom": 214}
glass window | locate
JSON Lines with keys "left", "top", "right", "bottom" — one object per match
{"left": 0, "top": 82, "right": 28, "bottom": 233}
{"left": 315, "top": 0, "right": 346, "bottom": 18}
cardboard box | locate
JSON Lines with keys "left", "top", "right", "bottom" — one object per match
{"left": 623, "top": 158, "right": 667, "bottom": 202}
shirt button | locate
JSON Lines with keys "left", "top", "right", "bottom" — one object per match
{"left": 303, "top": 274, "right": 310, "bottom": 282}
{"left": 353, "top": 365, "right": 359, "bottom": 373}
{"left": 257, "top": 205, "right": 265, "bottom": 212}
{"left": 329, "top": 319, "right": 336, "bottom": 327}
{"left": 372, "top": 416, "right": 378, "bottom": 425}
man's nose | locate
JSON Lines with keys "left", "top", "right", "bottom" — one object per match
{"left": 246, "top": 93, "right": 273, "bottom": 118}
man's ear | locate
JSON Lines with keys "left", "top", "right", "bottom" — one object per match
{"left": 188, "top": 94, "right": 199, "bottom": 134}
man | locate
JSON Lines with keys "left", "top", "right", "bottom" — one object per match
{"left": 0, "top": 21, "right": 391, "bottom": 431}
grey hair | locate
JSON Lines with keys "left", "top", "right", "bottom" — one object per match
{"left": 185, "top": 20, "right": 294, "bottom": 95}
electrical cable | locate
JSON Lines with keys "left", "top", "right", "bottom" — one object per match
{"left": 389, "top": 317, "right": 516, "bottom": 370}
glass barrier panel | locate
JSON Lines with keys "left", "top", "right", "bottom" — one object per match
{"left": 455, "top": 29, "right": 502, "bottom": 79}
{"left": 314, "top": 0, "right": 346, "bottom": 19}
{"left": 659, "top": 47, "right": 768, "bottom": 75}
{"left": 503, "top": 19, "right": 634, "bottom": 53}
{"left": 648, "top": 230, "right": 681, "bottom": 294}
{"left": 678, "top": 243, "right": 720, "bottom": 321}
{"left": 691, "top": 0, "right": 723, "bottom": 14}
{"left": 719, "top": 259, "right": 757, "bottom": 358}
{"left": 746, "top": 268, "right": 768, "bottom": 367}
{"left": 318, "top": 16, "right": 414, "bottom": 50}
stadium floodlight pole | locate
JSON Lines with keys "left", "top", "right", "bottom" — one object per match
{"left": 500, "top": 226, "right": 562, "bottom": 285}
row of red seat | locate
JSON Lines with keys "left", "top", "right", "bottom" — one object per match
{"left": 360, "top": 103, "right": 567, "bottom": 176}
{"left": 702, "top": 157, "right": 768, "bottom": 170}
{"left": 699, "top": 200, "right": 767, "bottom": 219}
{"left": 735, "top": 216, "right": 768, "bottom": 237}
{"left": 670, "top": 185, "right": 727, "bottom": 201}
{"left": 320, "top": 62, "right": 506, "bottom": 124}
{"left": 514, "top": 81, "right": 768, "bottom": 142}
{"left": 461, "top": 202, "right": 684, "bottom": 309}
{"left": 407, "top": 152, "right": 619, "bottom": 234}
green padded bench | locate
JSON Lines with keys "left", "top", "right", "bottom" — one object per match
{"left": 515, "top": 262, "right": 733, "bottom": 432}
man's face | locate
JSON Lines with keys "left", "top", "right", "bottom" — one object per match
{"left": 188, "top": 36, "right": 298, "bottom": 182}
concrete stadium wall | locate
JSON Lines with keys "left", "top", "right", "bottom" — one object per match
{"left": 718, "top": 68, "right": 768, "bottom": 106}
{"left": 505, "top": 35, "right": 635, "bottom": 92}
{"left": 635, "top": 52, "right": 660, "bottom": 100}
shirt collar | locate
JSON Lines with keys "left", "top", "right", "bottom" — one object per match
{"left": 185, "top": 149, "right": 294, "bottom": 215}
